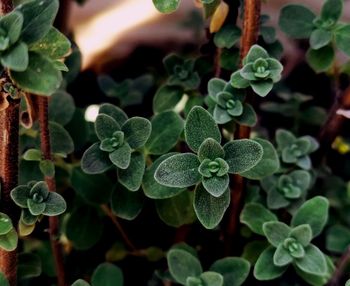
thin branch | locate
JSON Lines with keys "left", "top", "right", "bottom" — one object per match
{"left": 329, "top": 246, "right": 350, "bottom": 286}
{"left": 100, "top": 204, "right": 137, "bottom": 251}
{"left": 318, "top": 86, "right": 350, "bottom": 155}
{"left": 225, "top": 0, "right": 261, "bottom": 255}
{"left": 37, "top": 96, "right": 67, "bottom": 286}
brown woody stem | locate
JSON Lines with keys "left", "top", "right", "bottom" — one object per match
{"left": 37, "top": 96, "right": 67, "bottom": 286}
{"left": 0, "top": 2, "right": 20, "bottom": 285}
{"left": 225, "top": 0, "right": 261, "bottom": 255}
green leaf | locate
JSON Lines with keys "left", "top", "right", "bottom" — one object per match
{"left": 122, "top": 117, "right": 151, "bottom": 149}
{"left": 42, "top": 192, "right": 66, "bottom": 216}
{"left": 261, "top": 26, "right": 276, "bottom": 44}
{"left": 234, "top": 104, "right": 257, "bottom": 127}
{"left": 49, "top": 121, "right": 74, "bottom": 155}
{"left": 291, "top": 196, "right": 329, "bottom": 238}
{"left": 91, "top": 263, "right": 123, "bottom": 286}
{"left": 48, "top": 91, "right": 75, "bottom": 125}
{"left": 111, "top": 184, "right": 144, "bottom": 220}
{"left": 17, "top": 0, "right": 59, "bottom": 44}
{"left": 155, "top": 153, "right": 201, "bottom": 188}
{"left": 156, "top": 191, "right": 196, "bottom": 227}
{"left": 10, "top": 52, "right": 62, "bottom": 95}
{"left": 71, "top": 167, "right": 113, "bottom": 204}
{"left": 1, "top": 42, "right": 28, "bottom": 71}
{"left": 223, "top": 139, "right": 263, "bottom": 174}
{"left": 200, "top": 272, "right": 224, "bottom": 286}
{"left": 210, "top": 257, "right": 250, "bottom": 286}
{"left": 254, "top": 246, "right": 287, "bottom": 280}
{"left": 230, "top": 71, "right": 250, "bottom": 89}
{"left": 66, "top": 206, "right": 104, "bottom": 250}
{"left": 29, "top": 27, "right": 70, "bottom": 60}
{"left": 240, "top": 203, "right": 277, "bottom": 235}
{"left": 244, "top": 45, "right": 269, "bottom": 63}
{"left": 72, "top": 280, "right": 90, "bottom": 286}
{"left": 0, "top": 228, "right": 18, "bottom": 251}
{"left": 306, "top": 45, "right": 334, "bottom": 72}
{"left": 208, "top": 78, "right": 226, "bottom": 97}
{"left": 202, "top": 175, "right": 229, "bottom": 197}
{"left": 250, "top": 80, "right": 274, "bottom": 97}
{"left": 185, "top": 106, "right": 221, "bottom": 152}
{"left": 326, "top": 225, "right": 350, "bottom": 253}
{"left": 27, "top": 199, "right": 45, "bottom": 216}
{"left": 263, "top": 221, "right": 291, "bottom": 247}
{"left": 335, "top": 24, "right": 350, "bottom": 56}
{"left": 294, "top": 244, "right": 327, "bottom": 276}
{"left": 320, "top": 0, "right": 343, "bottom": 23}
{"left": 81, "top": 143, "right": 113, "bottom": 174}
{"left": 146, "top": 111, "right": 183, "bottom": 155}
{"left": 290, "top": 224, "right": 312, "bottom": 247}
{"left": 194, "top": 184, "right": 230, "bottom": 229}
{"left": 152, "top": 0, "right": 181, "bottom": 13}
{"left": 276, "top": 129, "right": 296, "bottom": 149}
{"left": 39, "top": 160, "right": 55, "bottom": 177}
{"left": 18, "top": 253, "right": 42, "bottom": 279}
{"left": 22, "top": 149, "right": 41, "bottom": 161}
{"left": 109, "top": 143, "right": 132, "bottom": 169}
{"left": 309, "top": 29, "right": 332, "bottom": 50}
{"left": 153, "top": 85, "right": 183, "bottom": 113}
{"left": 142, "top": 153, "right": 186, "bottom": 199}
{"left": 214, "top": 25, "right": 241, "bottom": 49}
{"left": 118, "top": 152, "right": 145, "bottom": 191}
{"left": 0, "top": 213, "right": 13, "bottom": 235}
{"left": 99, "top": 103, "right": 128, "bottom": 126}
{"left": 0, "top": 11, "right": 23, "bottom": 44}
{"left": 198, "top": 138, "right": 225, "bottom": 161}
{"left": 240, "top": 138, "right": 280, "bottom": 180}
{"left": 279, "top": 5, "right": 316, "bottom": 39}
{"left": 167, "top": 248, "right": 203, "bottom": 284}
{"left": 95, "top": 114, "right": 120, "bottom": 141}
{"left": 273, "top": 244, "right": 293, "bottom": 267}
{"left": 0, "top": 272, "right": 9, "bottom": 286}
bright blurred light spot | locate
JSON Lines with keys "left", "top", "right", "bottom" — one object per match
{"left": 74, "top": 0, "right": 160, "bottom": 69}
{"left": 85, "top": 105, "right": 100, "bottom": 122}
{"left": 175, "top": 94, "right": 188, "bottom": 113}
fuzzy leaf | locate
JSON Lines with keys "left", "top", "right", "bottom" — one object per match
{"left": 200, "top": 272, "right": 224, "bottom": 286}
{"left": 146, "top": 111, "right": 183, "bottom": 155}
{"left": 152, "top": 0, "right": 181, "bottom": 13}
{"left": 214, "top": 25, "right": 241, "bottom": 49}
{"left": 273, "top": 244, "right": 293, "bottom": 267}
{"left": 290, "top": 224, "right": 313, "bottom": 247}
{"left": 91, "top": 263, "right": 123, "bottom": 286}
{"left": 81, "top": 143, "right": 112, "bottom": 174}
{"left": 48, "top": 91, "right": 75, "bottom": 125}
{"left": 291, "top": 196, "right": 329, "bottom": 238}
{"left": 143, "top": 153, "right": 186, "bottom": 199}
{"left": 306, "top": 45, "right": 334, "bottom": 72}
{"left": 0, "top": 213, "right": 13, "bottom": 235}
{"left": 278, "top": 5, "right": 316, "bottom": 39}
{"left": 294, "top": 244, "right": 327, "bottom": 276}
{"left": 42, "top": 192, "right": 66, "bottom": 216}
{"left": 223, "top": 139, "right": 263, "bottom": 174}
{"left": 263, "top": 221, "right": 291, "bottom": 247}
{"left": 234, "top": 104, "right": 257, "bottom": 127}
{"left": 250, "top": 80, "right": 274, "bottom": 97}
{"left": 109, "top": 143, "right": 132, "bottom": 169}
{"left": 1, "top": 42, "right": 28, "bottom": 71}
{"left": 10, "top": 52, "right": 62, "bottom": 95}
{"left": 167, "top": 249, "right": 203, "bottom": 284}
{"left": 153, "top": 85, "right": 183, "bottom": 113}
{"left": 0, "top": 228, "right": 18, "bottom": 251}
{"left": 95, "top": 114, "right": 120, "bottom": 141}
{"left": 202, "top": 175, "right": 229, "bottom": 197}
{"left": 335, "top": 24, "right": 350, "bottom": 57}
{"left": 155, "top": 153, "right": 201, "bottom": 188}
{"left": 0, "top": 11, "right": 23, "bottom": 44}
{"left": 310, "top": 29, "right": 332, "bottom": 50}
{"left": 198, "top": 138, "right": 225, "bottom": 161}
{"left": 240, "top": 138, "right": 280, "bottom": 179}
{"left": 326, "top": 225, "right": 350, "bottom": 253}
{"left": 156, "top": 191, "right": 196, "bottom": 227}
{"left": 17, "top": 253, "right": 42, "bottom": 279}
{"left": 210, "top": 257, "right": 250, "bottom": 286}
{"left": 122, "top": 117, "right": 151, "bottom": 149}
{"left": 194, "top": 184, "right": 230, "bottom": 229}
{"left": 254, "top": 246, "right": 287, "bottom": 280}
{"left": 48, "top": 121, "right": 74, "bottom": 155}
{"left": 185, "top": 106, "right": 221, "bottom": 152}
{"left": 72, "top": 280, "right": 90, "bottom": 286}
{"left": 17, "top": 0, "right": 59, "bottom": 44}
{"left": 99, "top": 103, "right": 128, "bottom": 126}
{"left": 240, "top": 203, "right": 278, "bottom": 235}
{"left": 111, "top": 184, "right": 144, "bottom": 220}
{"left": 118, "top": 152, "right": 145, "bottom": 191}
{"left": 321, "top": 0, "right": 343, "bottom": 23}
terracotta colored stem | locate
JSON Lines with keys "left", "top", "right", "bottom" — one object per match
{"left": 225, "top": 0, "right": 261, "bottom": 255}
{"left": 38, "top": 96, "right": 67, "bottom": 286}
{"left": 329, "top": 246, "right": 350, "bottom": 286}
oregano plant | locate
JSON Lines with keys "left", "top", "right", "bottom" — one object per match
{"left": 0, "top": 0, "right": 349, "bottom": 285}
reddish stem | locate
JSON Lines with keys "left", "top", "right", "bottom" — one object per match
{"left": 225, "top": 0, "right": 261, "bottom": 255}
{"left": 38, "top": 96, "right": 67, "bottom": 286}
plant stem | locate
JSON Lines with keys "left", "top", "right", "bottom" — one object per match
{"left": 329, "top": 246, "right": 350, "bottom": 286}
{"left": 225, "top": 0, "right": 261, "bottom": 255}
{"left": 0, "top": 2, "right": 20, "bottom": 285}
{"left": 37, "top": 96, "right": 67, "bottom": 286}
{"left": 318, "top": 86, "right": 350, "bottom": 156}
{"left": 101, "top": 204, "right": 137, "bottom": 251}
